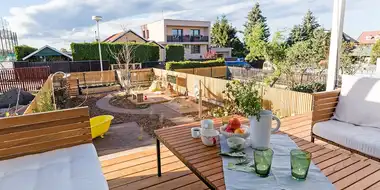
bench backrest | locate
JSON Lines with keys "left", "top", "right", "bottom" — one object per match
{"left": 0, "top": 107, "right": 91, "bottom": 161}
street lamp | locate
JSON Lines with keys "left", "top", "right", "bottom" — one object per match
{"left": 92, "top": 15, "right": 103, "bottom": 71}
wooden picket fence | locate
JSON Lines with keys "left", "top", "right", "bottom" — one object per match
{"left": 0, "top": 67, "right": 50, "bottom": 93}
{"left": 152, "top": 68, "right": 312, "bottom": 117}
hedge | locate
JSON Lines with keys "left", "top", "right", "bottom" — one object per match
{"left": 15, "top": 45, "right": 38, "bottom": 61}
{"left": 166, "top": 59, "right": 225, "bottom": 70}
{"left": 166, "top": 44, "right": 184, "bottom": 61}
{"left": 70, "top": 42, "right": 159, "bottom": 64}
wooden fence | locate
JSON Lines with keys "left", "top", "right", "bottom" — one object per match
{"left": 14, "top": 60, "right": 111, "bottom": 73}
{"left": 24, "top": 74, "right": 53, "bottom": 114}
{"left": 153, "top": 68, "right": 312, "bottom": 117}
{"left": 0, "top": 67, "right": 50, "bottom": 93}
{"left": 110, "top": 63, "right": 142, "bottom": 70}
{"left": 67, "top": 70, "right": 117, "bottom": 96}
{"left": 174, "top": 66, "right": 227, "bottom": 78}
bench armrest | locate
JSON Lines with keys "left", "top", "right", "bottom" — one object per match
{"left": 311, "top": 89, "right": 341, "bottom": 126}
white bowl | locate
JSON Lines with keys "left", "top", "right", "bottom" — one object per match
{"left": 227, "top": 136, "right": 246, "bottom": 150}
{"left": 220, "top": 124, "right": 250, "bottom": 139}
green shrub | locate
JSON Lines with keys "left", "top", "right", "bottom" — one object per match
{"left": 166, "top": 58, "right": 225, "bottom": 70}
{"left": 166, "top": 44, "right": 184, "bottom": 61}
{"left": 291, "top": 82, "right": 326, "bottom": 93}
{"left": 15, "top": 45, "right": 38, "bottom": 61}
{"left": 70, "top": 42, "right": 159, "bottom": 64}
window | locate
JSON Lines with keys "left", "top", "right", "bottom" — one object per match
{"left": 191, "top": 45, "right": 201, "bottom": 54}
{"left": 142, "top": 30, "right": 146, "bottom": 38}
{"left": 146, "top": 30, "right": 150, "bottom": 39}
{"left": 190, "top": 29, "right": 200, "bottom": 36}
{"left": 172, "top": 29, "right": 183, "bottom": 37}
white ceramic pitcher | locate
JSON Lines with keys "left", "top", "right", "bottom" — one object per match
{"left": 249, "top": 110, "right": 281, "bottom": 149}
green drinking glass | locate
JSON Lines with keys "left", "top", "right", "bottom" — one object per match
{"left": 290, "top": 149, "right": 311, "bottom": 180}
{"left": 254, "top": 148, "right": 274, "bottom": 177}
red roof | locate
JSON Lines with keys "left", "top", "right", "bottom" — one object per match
{"left": 103, "top": 32, "right": 124, "bottom": 42}
{"left": 358, "top": 30, "right": 380, "bottom": 44}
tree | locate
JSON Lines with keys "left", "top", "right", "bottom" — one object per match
{"left": 245, "top": 23, "right": 267, "bottom": 61}
{"left": 262, "top": 32, "right": 288, "bottom": 87}
{"left": 340, "top": 42, "right": 365, "bottom": 75}
{"left": 211, "top": 15, "right": 245, "bottom": 57}
{"left": 370, "top": 40, "right": 380, "bottom": 64}
{"left": 60, "top": 48, "right": 68, "bottom": 53}
{"left": 231, "top": 38, "right": 246, "bottom": 58}
{"left": 287, "top": 10, "right": 321, "bottom": 45}
{"left": 244, "top": 2, "right": 270, "bottom": 43}
{"left": 211, "top": 15, "right": 237, "bottom": 47}
{"left": 285, "top": 29, "right": 329, "bottom": 87}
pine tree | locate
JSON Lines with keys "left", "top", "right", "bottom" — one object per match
{"left": 302, "top": 10, "right": 321, "bottom": 39}
{"left": 244, "top": 2, "right": 270, "bottom": 43}
{"left": 287, "top": 10, "right": 320, "bottom": 45}
{"left": 211, "top": 15, "right": 245, "bottom": 57}
{"left": 211, "top": 15, "right": 236, "bottom": 47}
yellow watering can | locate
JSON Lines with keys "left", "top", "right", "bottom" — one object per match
{"left": 90, "top": 115, "right": 114, "bottom": 139}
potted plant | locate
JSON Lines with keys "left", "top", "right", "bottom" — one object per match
{"left": 223, "top": 80, "right": 281, "bottom": 149}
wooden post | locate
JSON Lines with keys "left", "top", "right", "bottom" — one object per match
{"left": 199, "top": 80, "right": 202, "bottom": 118}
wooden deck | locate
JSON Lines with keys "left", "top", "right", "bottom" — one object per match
{"left": 101, "top": 114, "right": 380, "bottom": 189}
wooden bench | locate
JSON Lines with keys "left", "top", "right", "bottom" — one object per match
{"left": 0, "top": 107, "right": 91, "bottom": 160}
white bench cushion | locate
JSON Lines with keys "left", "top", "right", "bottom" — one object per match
{"left": 333, "top": 75, "right": 380, "bottom": 128}
{"left": 313, "top": 120, "right": 380, "bottom": 159}
{"left": 0, "top": 143, "right": 108, "bottom": 190}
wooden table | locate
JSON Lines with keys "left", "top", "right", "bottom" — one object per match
{"left": 154, "top": 116, "right": 380, "bottom": 190}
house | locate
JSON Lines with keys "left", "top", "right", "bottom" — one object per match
{"left": 141, "top": 19, "right": 214, "bottom": 60}
{"left": 324, "top": 30, "right": 358, "bottom": 44}
{"left": 358, "top": 30, "right": 380, "bottom": 45}
{"left": 22, "top": 45, "right": 72, "bottom": 61}
{"left": 103, "top": 30, "right": 165, "bottom": 61}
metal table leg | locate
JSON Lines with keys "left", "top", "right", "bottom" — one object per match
{"left": 156, "top": 138, "right": 161, "bottom": 177}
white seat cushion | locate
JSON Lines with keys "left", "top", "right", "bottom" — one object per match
{"left": 313, "top": 120, "right": 380, "bottom": 159}
{"left": 0, "top": 144, "right": 108, "bottom": 190}
{"left": 333, "top": 75, "right": 380, "bottom": 128}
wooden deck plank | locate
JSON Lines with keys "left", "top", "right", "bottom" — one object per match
{"left": 334, "top": 164, "right": 380, "bottom": 189}
{"left": 344, "top": 170, "right": 380, "bottom": 190}
{"left": 100, "top": 114, "right": 380, "bottom": 190}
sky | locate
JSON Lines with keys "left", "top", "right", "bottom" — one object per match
{"left": 1, "top": 0, "right": 379, "bottom": 49}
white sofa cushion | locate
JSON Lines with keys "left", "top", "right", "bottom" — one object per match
{"left": 313, "top": 120, "right": 380, "bottom": 159}
{"left": 333, "top": 75, "right": 380, "bottom": 128}
{"left": 0, "top": 143, "right": 108, "bottom": 190}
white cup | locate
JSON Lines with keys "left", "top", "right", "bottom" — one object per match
{"left": 191, "top": 127, "right": 201, "bottom": 138}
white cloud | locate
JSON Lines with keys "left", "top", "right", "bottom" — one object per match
{"left": 4, "top": 0, "right": 380, "bottom": 49}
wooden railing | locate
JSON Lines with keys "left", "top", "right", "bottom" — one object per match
{"left": 153, "top": 68, "right": 312, "bottom": 117}
{"left": 24, "top": 74, "right": 54, "bottom": 114}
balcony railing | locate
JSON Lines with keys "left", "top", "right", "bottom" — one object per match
{"left": 167, "top": 35, "right": 209, "bottom": 42}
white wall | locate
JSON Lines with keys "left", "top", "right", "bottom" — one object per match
{"left": 184, "top": 44, "right": 208, "bottom": 59}
{"left": 146, "top": 20, "right": 165, "bottom": 43}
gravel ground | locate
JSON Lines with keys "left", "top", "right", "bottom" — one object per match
{"left": 108, "top": 93, "right": 149, "bottom": 109}
{"left": 70, "top": 94, "right": 176, "bottom": 136}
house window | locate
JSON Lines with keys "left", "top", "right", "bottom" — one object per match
{"left": 191, "top": 29, "right": 200, "bottom": 36}
{"left": 146, "top": 30, "right": 149, "bottom": 39}
{"left": 142, "top": 30, "right": 146, "bottom": 38}
{"left": 172, "top": 29, "right": 183, "bottom": 37}
{"left": 191, "top": 45, "right": 201, "bottom": 54}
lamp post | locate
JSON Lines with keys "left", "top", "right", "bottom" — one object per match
{"left": 92, "top": 16, "right": 103, "bottom": 71}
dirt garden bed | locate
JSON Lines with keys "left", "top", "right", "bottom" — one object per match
{"left": 70, "top": 94, "right": 176, "bottom": 136}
